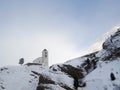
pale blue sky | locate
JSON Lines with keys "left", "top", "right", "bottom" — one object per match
{"left": 0, "top": 0, "right": 120, "bottom": 67}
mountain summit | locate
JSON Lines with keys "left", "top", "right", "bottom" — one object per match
{"left": 0, "top": 25, "right": 120, "bottom": 90}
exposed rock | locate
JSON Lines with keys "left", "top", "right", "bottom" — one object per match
{"left": 1, "top": 25, "right": 120, "bottom": 90}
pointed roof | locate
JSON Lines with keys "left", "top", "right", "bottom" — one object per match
{"left": 43, "top": 49, "right": 47, "bottom": 51}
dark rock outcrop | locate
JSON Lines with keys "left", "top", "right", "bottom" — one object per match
{"left": 36, "top": 26, "right": 120, "bottom": 90}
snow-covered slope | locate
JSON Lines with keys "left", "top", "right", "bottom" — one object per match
{"left": 78, "top": 59, "right": 120, "bottom": 90}
{"left": 81, "top": 25, "right": 120, "bottom": 56}
{"left": 0, "top": 65, "right": 45, "bottom": 90}
{"left": 0, "top": 64, "right": 74, "bottom": 90}
{"left": 1, "top": 25, "right": 120, "bottom": 90}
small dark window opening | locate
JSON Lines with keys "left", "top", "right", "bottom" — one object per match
{"left": 45, "top": 52, "right": 47, "bottom": 57}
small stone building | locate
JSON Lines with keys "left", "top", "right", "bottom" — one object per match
{"left": 33, "top": 49, "right": 48, "bottom": 66}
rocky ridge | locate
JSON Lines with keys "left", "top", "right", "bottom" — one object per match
{"left": 0, "top": 25, "right": 120, "bottom": 90}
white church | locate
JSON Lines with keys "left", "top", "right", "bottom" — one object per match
{"left": 33, "top": 49, "right": 48, "bottom": 66}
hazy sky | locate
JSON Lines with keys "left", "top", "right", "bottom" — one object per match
{"left": 0, "top": 0, "right": 120, "bottom": 67}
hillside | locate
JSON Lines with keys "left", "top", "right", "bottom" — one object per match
{"left": 1, "top": 25, "right": 120, "bottom": 90}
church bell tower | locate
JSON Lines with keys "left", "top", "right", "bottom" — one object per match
{"left": 42, "top": 49, "right": 48, "bottom": 66}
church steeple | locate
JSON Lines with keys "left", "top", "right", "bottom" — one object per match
{"left": 42, "top": 49, "right": 48, "bottom": 66}
{"left": 42, "top": 49, "right": 48, "bottom": 57}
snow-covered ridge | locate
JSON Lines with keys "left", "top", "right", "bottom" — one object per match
{"left": 1, "top": 25, "right": 120, "bottom": 90}
{"left": 85, "top": 25, "right": 120, "bottom": 54}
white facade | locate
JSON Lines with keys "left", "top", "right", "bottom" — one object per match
{"left": 33, "top": 49, "right": 48, "bottom": 66}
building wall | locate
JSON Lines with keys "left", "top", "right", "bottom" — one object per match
{"left": 33, "top": 57, "right": 42, "bottom": 64}
{"left": 33, "top": 49, "right": 48, "bottom": 66}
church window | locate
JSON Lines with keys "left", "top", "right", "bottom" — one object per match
{"left": 45, "top": 52, "right": 47, "bottom": 57}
